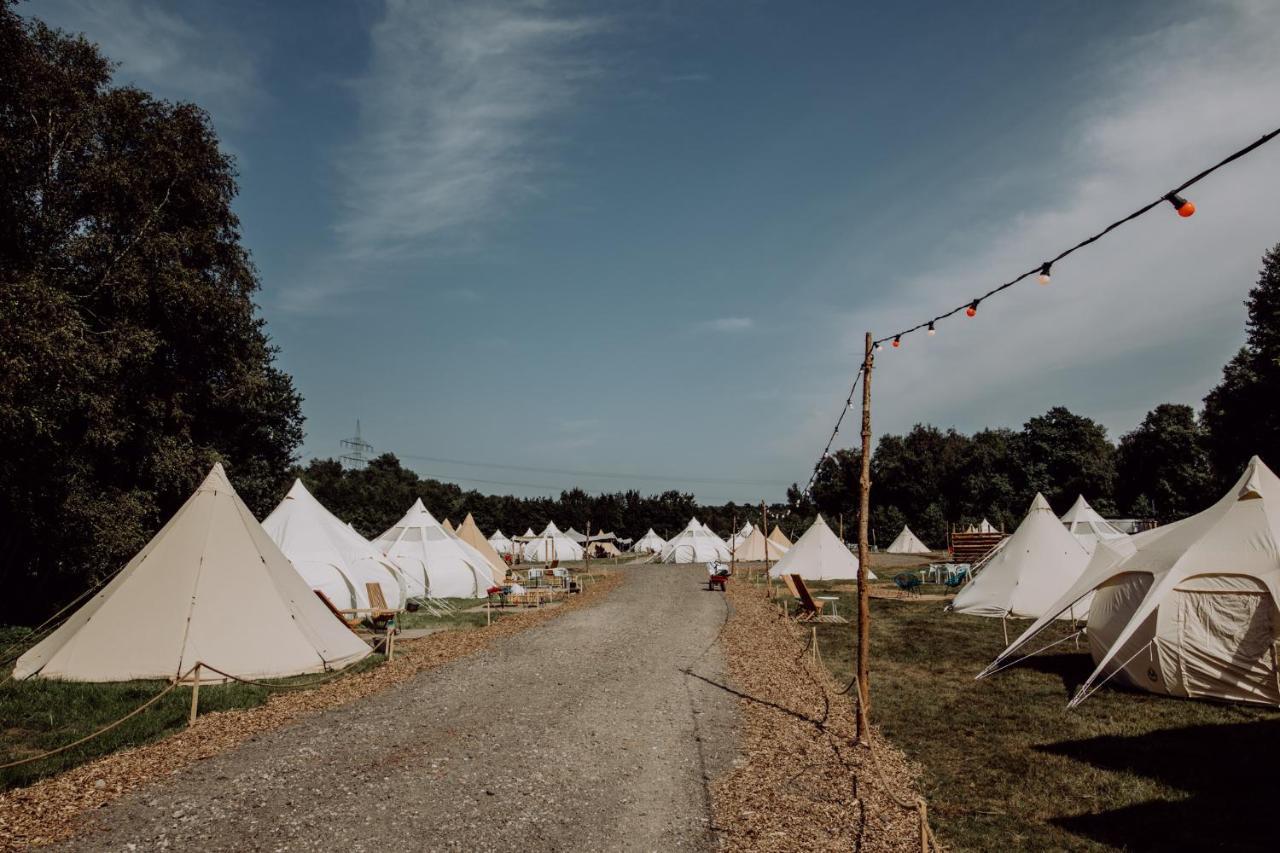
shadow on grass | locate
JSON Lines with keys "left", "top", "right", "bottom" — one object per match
{"left": 1015, "top": 651, "right": 1094, "bottom": 696}
{"left": 1039, "top": 718, "right": 1280, "bottom": 852}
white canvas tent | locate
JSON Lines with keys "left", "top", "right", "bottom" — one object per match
{"left": 977, "top": 518, "right": 997, "bottom": 533}
{"left": 732, "top": 525, "right": 788, "bottom": 562}
{"left": 886, "top": 525, "right": 931, "bottom": 555}
{"left": 565, "top": 527, "right": 588, "bottom": 545}
{"left": 14, "top": 464, "right": 371, "bottom": 682}
{"left": 1060, "top": 495, "right": 1128, "bottom": 553}
{"left": 728, "top": 523, "right": 754, "bottom": 550}
{"left": 633, "top": 529, "right": 666, "bottom": 554}
{"left": 455, "top": 513, "right": 509, "bottom": 585}
{"left": 488, "top": 529, "right": 513, "bottom": 555}
{"left": 986, "top": 457, "right": 1280, "bottom": 707}
{"left": 523, "top": 521, "right": 585, "bottom": 562}
{"left": 374, "top": 499, "right": 495, "bottom": 598}
{"left": 263, "top": 480, "right": 407, "bottom": 611}
{"left": 768, "top": 526, "right": 793, "bottom": 549}
{"left": 768, "top": 515, "right": 871, "bottom": 581}
{"left": 951, "top": 493, "right": 1092, "bottom": 620}
{"left": 661, "top": 518, "right": 732, "bottom": 563}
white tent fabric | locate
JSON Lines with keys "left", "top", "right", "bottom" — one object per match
{"left": 523, "top": 522, "right": 585, "bottom": 562}
{"left": 732, "top": 525, "right": 788, "bottom": 561}
{"left": 977, "top": 518, "right": 997, "bottom": 533}
{"left": 565, "top": 527, "right": 588, "bottom": 544}
{"left": 263, "top": 480, "right": 407, "bottom": 611}
{"left": 886, "top": 525, "right": 931, "bottom": 555}
{"left": 488, "top": 529, "right": 513, "bottom": 555}
{"left": 951, "top": 493, "right": 1092, "bottom": 620}
{"left": 455, "top": 513, "right": 509, "bottom": 585}
{"left": 15, "top": 464, "right": 371, "bottom": 682}
{"left": 728, "top": 523, "right": 754, "bottom": 550}
{"left": 988, "top": 457, "right": 1280, "bottom": 707}
{"left": 661, "top": 518, "right": 732, "bottom": 563}
{"left": 633, "top": 529, "right": 666, "bottom": 554}
{"left": 768, "top": 515, "right": 871, "bottom": 581}
{"left": 1059, "top": 495, "right": 1128, "bottom": 553}
{"left": 374, "top": 499, "right": 495, "bottom": 598}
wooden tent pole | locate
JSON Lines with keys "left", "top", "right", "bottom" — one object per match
{"left": 856, "top": 331, "right": 875, "bottom": 740}
{"left": 761, "top": 500, "right": 770, "bottom": 592}
{"left": 730, "top": 511, "right": 737, "bottom": 575}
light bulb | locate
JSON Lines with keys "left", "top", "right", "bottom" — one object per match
{"left": 1037, "top": 262, "right": 1052, "bottom": 285}
{"left": 1166, "top": 193, "right": 1195, "bottom": 218}
{"left": 966, "top": 300, "right": 979, "bottom": 318}
{"left": 891, "top": 336, "right": 901, "bottom": 348}
{"left": 927, "top": 322, "right": 936, "bottom": 336}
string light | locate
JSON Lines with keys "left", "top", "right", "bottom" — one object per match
{"left": 798, "top": 125, "right": 1280, "bottom": 506}
{"left": 1165, "top": 193, "right": 1196, "bottom": 218}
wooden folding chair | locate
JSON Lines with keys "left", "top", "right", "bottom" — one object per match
{"left": 364, "top": 583, "right": 398, "bottom": 630}
{"left": 789, "top": 574, "right": 848, "bottom": 623}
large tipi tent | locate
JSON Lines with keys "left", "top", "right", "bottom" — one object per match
{"left": 523, "top": 521, "right": 585, "bottom": 562}
{"left": 887, "top": 525, "right": 931, "bottom": 555}
{"left": 768, "top": 525, "right": 793, "bottom": 549}
{"left": 263, "top": 480, "right": 406, "bottom": 611}
{"left": 374, "top": 500, "right": 495, "bottom": 598}
{"left": 1059, "top": 495, "right": 1128, "bottom": 553}
{"left": 661, "top": 518, "right": 732, "bottom": 563}
{"left": 633, "top": 528, "right": 666, "bottom": 554}
{"left": 565, "top": 527, "right": 588, "bottom": 545}
{"left": 733, "top": 525, "right": 788, "bottom": 561}
{"left": 488, "top": 529, "right": 513, "bottom": 556}
{"left": 768, "top": 515, "right": 872, "bottom": 581}
{"left": 951, "top": 494, "right": 1091, "bottom": 619}
{"left": 14, "top": 464, "right": 371, "bottom": 682}
{"left": 455, "top": 513, "right": 508, "bottom": 584}
{"left": 728, "top": 523, "right": 754, "bottom": 550}
{"left": 987, "top": 457, "right": 1280, "bottom": 707}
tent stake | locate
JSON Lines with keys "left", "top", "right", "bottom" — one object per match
{"left": 855, "top": 331, "right": 874, "bottom": 741}
{"left": 188, "top": 664, "right": 201, "bottom": 726}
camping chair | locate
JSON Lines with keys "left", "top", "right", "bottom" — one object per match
{"left": 942, "top": 566, "right": 969, "bottom": 594}
{"left": 314, "top": 590, "right": 363, "bottom": 631}
{"left": 364, "top": 583, "right": 398, "bottom": 631}
{"left": 893, "top": 573, "right": 923, "bottom": 596}
{"left": 788, "top": 575, "right": 847, "bottom": 623}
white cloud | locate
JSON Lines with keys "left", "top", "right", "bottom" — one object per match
{"left": 334, "top": 0, "right": 607, "bottom": 259}
{"left": 700, "top": 316, "right": 755, "bottom": 333}
{"left": 32, "top": 0, "right": 262, "bottom": 129}
{"left": 790, "top": 0, "right": 1280, "bottom": 455}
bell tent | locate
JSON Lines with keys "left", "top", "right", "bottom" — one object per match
{"left": 488, "top": 529, "right": 513, "bottom": 555}
{"left": 768, "top": 525, "right": 793, "bottom": 549}
{"left": 661, "top": 518, "right": 732, "bottom": 563}
{"left": 455, "top": 513, "right": 509, "bottom": 584}
{"left": 523, "top": 521, "right": 585, "bottom": 562}
{"left": 374, "top": 499, "right": 495, "bottom": 598}
{"left": 986, "top": 457, "right": 1280, "bottom": 707}
{"left": 262, "top": 479, "right": 407, "bottom": 611}
{"left": 951, "top": 494, "right": 1092, "bottom": 620}
{"left": 1059, "top": 495, "right": 1128, "bottom": 553}
{"left": 768, "top": 515, "right": 871, "bottom": 581}
{"left": 887, "top": 525, "right": 931, "bottom": 555}
{"left": 732, "top": 525, "right": 788, "bottom": 561}
{"left": 14, "top": 464, "right": 371, "bottom": 682}
{"left": 633, "top": 529, "right": 666, "bottom": 555}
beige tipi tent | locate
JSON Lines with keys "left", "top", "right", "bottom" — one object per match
{"left": 442, "top": 518, "right": 455, "bottom": 533}
{"left": 887, "top": 525, "right": 931, "bottom": 555}
{"left": 986, "top": 457, "right": 1280, "bottom": 707}
{"left": 951, "top": 494, "right": 1091, "bottom": 620}
{"left": 768, "top": 525, "right": 793, "bottom": 549}
{"left": 768, "top": 515, "right": 872, "bottom": 581}
{"left": 456, "top": 513, "right": 508, "bottom": 584}
{"left": 1059, "top": 495, "right": 1128, "bottom": 553}
{"left": 14, "top": 464, "right": 371, "bottom": 683}
{"left": 732, "top": 525, "right": 788, "bottom": 562}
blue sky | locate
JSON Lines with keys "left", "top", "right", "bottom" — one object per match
{"left": 30, "top": 0, "right": 1280, "bottom": 502}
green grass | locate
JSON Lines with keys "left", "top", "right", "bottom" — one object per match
{"left": 396, "top": 598, "right": 500, "bottom": 631}
{"left": 773, "top": 580, "right": 1280, "bottom": 852}
{"left": 0, "top": 654, "right": 384, "bottom": 792}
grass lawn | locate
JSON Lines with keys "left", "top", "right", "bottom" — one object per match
{"left": 765, "top": 576, "right": 1280, "bottom": 852}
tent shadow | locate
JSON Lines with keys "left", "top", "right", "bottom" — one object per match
{"left": 1037, "top": 718, "right": 1280, "bottom": 852}
{"left": 1015, "top": 651, "right": 1094, "bottom": 695}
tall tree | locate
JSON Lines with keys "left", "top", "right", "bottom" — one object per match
{"left": 0, "top": 6, "right": 303, "bottom": 618}
{"left": 1203, "top": 243, "right": 1280, "bottom": 486}
{"left": 1019, "top": 407, "right": 1117, "bottom": 514}
{"left": 1116, "top": 404, "right": 1212, "bottom": 521}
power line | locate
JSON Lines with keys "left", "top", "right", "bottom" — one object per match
{"left": 393, "top": 451, "right": 784, "bottom": 488}
{"left": 803, "top": 124, "right": 1280, "bottom": 497}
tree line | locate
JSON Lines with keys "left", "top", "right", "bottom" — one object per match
{"left": 3, "top": 5, "right": 1279, "bottom": 621}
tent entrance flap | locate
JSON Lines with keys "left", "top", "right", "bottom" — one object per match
{"left": 1173, "top": 575, "right": 1280, "bottom": 706}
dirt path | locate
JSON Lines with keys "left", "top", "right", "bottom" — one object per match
{"left": 54, "top": 566, "right": 737, "bottom": 852}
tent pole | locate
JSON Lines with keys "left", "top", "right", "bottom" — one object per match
{"left": 585, "top": 519, "right": 591, "bottom": 575}
{"left": 730, "top": 511, "right": 737, "bottom": 576}
{"left": 188, "top": 664, "right": 201, "bottom": 726}
{"left": 761, "top": 500, "right": 770, "bottom": 594}
{"left": 856, "top": 331, "right": 874, "bottom": 741}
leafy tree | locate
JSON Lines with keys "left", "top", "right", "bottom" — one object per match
{"left": 0, "top": 6, "right": 303, "bottom": 618}
{"left": 1019, "top": 407, "right": 1116, "bottom": 514}
{"left": 1116, "top": 404, "right": 1212, "bottom": 521}
{"left": 1203, "top": 243, "right": 1280, "bottom": 486}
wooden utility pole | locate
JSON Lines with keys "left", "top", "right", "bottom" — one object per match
{"left": 584, "top": 520, "right": 591, "bottom": 573}
{"left": 730, "top": 511, "right": 737, "bottom": 575}
{"left": 760, "top": 500, "right": 770, "bottom": 590}
{"left": 856, "top": 331, "right": 875, "bottom": 739}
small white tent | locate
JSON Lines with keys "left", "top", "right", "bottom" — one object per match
{"left": 523, "top": 521, "right": 585, "bottom": 562}
{"left": 732, "top": 525, "right": 788, "bottom": 562}
{"left": 263, "top": 480, "right": 407, "bottom": 611}
{"left": 661, "top": 518, "right": 732, "bottom": 563}
{"left": 887, "top": 525, "right": 931, "bottom": 555}
{"left": 951, "top": 494, "right": 1091, "bottom": 620}
{"left": 633, "top": 528, "right": 666, "bottom": 554}
{"left": 1059, "top": 495, "right": 1128, "bottom": 553}
{"left": 728, "top": 523, "right": 754, "bottom": 550}
{"left": 488, "top": 529, "right": 513, "bottom": 555}
{"left": 14, "top": 464, "right": 371, "bottom": 682}
{"left": 769, "top": 515, "right": 871, "bottom": 581}
{"left": 565, "top": 527, "right": 588, "bottom": 545}
{"left": 987, "top": 457, "right": 1280, "bottom": 707}
{"left": 374, "top": 499, "right": 495, "bottom": 598}
{"left": 977, "top": 518, "right": 997, "bottom": 533}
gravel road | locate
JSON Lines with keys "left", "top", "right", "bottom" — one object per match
{"left": 58, "top": 565, "right": 738, "bottom": 852}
